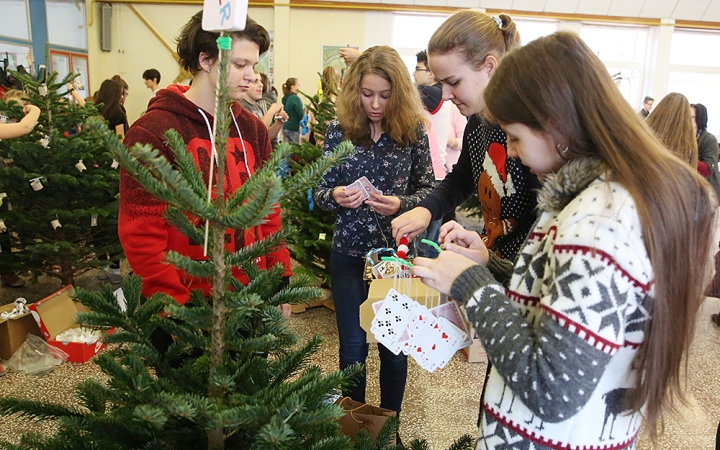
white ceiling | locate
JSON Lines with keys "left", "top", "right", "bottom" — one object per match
{"left": 416, "top": 0, "right": 720, "bottom": 23}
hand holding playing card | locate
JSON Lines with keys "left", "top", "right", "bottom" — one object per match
{"left": 333, "top": 186, "right": 366, "bottom": 209}
{"left": 365, "top": 191, "right": 401, "bottom": 216}
{"left": 438, "top": 221, "right": 490, "bottom": 266}
{"left": 412, "top": 251, "right": 479, "bottom": 296}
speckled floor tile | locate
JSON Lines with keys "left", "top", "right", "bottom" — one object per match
{"left": 0, "top": 293, "right": 718, "bottom": 449}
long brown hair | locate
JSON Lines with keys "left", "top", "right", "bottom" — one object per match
{"left": 485, "top": 31, "right": 715, "bottom": 440}
{"left": 646, "top": 93, "right": 698, "bottom": 167}
{"left": 335, "top": 46, "right": 425, "bottom": 147}
{"left": 428, "top": 10, "right": 520, "bottom": 69}
{"left": 321, "top": 66, "right": 339, "bottom": 98}
{"left": 282, "top": 78, "right": 297, "bottom": 96}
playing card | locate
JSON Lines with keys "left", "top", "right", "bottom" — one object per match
{"left": 407, "top": 305, "right": 435, "bottom": 343}
{"left": 346, "top": 179, "right": 369, "bottom": 201}
{"left": 370, "top": 289, "right": 416, "bottom": 348}
{"left": 430, "top": 301, "right": 472, "bottom": 349}
{"left": 357, "top": 176, "right": 382, "bottom": 197}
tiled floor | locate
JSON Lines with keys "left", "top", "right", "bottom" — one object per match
{"left": 0, "top": 275, "right": 718, "bottom": 448}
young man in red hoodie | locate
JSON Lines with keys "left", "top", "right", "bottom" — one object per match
{"left": 120, "top": 12, "right": 292, "bottom": 328}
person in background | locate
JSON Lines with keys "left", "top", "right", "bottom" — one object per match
{"left": 691, "top": 103, "right": 720, "bottom": 200}
{"left": 95, "top": 79, "right": 129, "bottom": 138}
{"left": 259, "top": 72, "right": 277, "bottom": 105}
{"left": 413, "top": 49, "right": 467, "bottom": 257}
{"left": 392, "top": 10, "right": 538, "bottom": 263}
{"left": 281, "top": 77, "right": 303, "bottom": 143}
{"left": 0, "top": 97, "right": 40, "bottom": 287}
{"left": 119, "top": 11, "right": 292, "bottom": 353}
{"left": 142, "top": 68, "right": 162, "bottom": 99}
{"left": 241, "top": 69, "right": 287, "bottom": 145}
{"left": 111, "top": 75, "right": 129, "bottom": 107}
{"left": 638, "top": 95, "right": 654, "bottom": 119}
{"left": 646, "top": 93, "right": 698, "bottom": 167}
{"left": 413, "top": 31, "right": 718, "bottom": 450}
{"left": 0, "top": 93, "right": 39, "bottom": 139}
{"left": 321, "top": 66, "right": 340, "bottom": 102}
{"left": 313, "top": 46, "right": 434, "bottom": 437}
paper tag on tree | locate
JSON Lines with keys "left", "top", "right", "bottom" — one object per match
{"left": 90, "top": 214, "right": 98, "bottom": 227}
{"left": 202, "top": 0, "right": 248, "bottom": 31}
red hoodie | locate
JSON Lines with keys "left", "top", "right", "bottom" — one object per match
{"left": 120, "top": 84, "right": 291, "bottom": 305}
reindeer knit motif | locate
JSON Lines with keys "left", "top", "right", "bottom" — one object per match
{"left": 451, "top": 158, "right": 650, "bottom": 450}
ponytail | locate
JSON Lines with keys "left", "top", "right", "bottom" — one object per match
{"left": 282, "top": 77, "right": 297, "bottom": 96}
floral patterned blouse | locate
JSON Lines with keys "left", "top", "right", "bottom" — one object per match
{"left": 314, "top": 120, "right": 435, "bottom": 258}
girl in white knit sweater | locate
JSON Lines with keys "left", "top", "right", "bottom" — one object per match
{"left": 414, "top": 32, "right": 718, "bottom": 450}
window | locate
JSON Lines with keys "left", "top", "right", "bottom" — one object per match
{"left": 580, "top": 24, "right": 650, "bottom": 108}
{"left": 0, "top": 0, "right": 30, "bottom": 40}
{"left": 0, "top": 42, "right": 32, "bottom": 71}
{"left": 515, "top": 19, "right": 558, "bottom": 46}
{"left": 668, "top": 29, "right": 720, "bottom": 136}
{"left": 46, "top": 0, "right": 87, "bottom": 50}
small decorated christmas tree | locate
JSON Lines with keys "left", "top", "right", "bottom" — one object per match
{"left": 0, "top": 70, "right": 120, "bottom": 285}
{"left": 280, "top": 82, "right": 338, "bottom": 287}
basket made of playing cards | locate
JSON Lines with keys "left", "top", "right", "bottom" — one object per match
{"left": 370, "top": 288, "right": 471, "bottom": 372}
{"left": 364, "top": 248, "right": 411, "bottom": 280}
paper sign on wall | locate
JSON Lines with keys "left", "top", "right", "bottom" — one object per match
{"left": 202, "top": 0, "right": 249, "bottom": 32}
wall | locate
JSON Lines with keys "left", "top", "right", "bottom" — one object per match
{"left": 85, "top": 2, "right": 367, "bottom": 124}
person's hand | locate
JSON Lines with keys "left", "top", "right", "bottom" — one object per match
{"left": 340, "top": 48, "right": 361, "bottom": 66}
{"left": 391, "top": 207, "right": 432, "bottom": 244}
{"left": 333, "top": 186, "right": 365, "bottom": 209}
{"left": 365, "top": 191, "right": 400, "bottom": 216}
{"left": 23, "top": 104, "right": 40, "bottom": 117}
{"left": 280, "top": 303, "right": 292, "bottom": 319}
{"left": 412, "top": 252, "right": 478, "bottom": 296}
{"left": 268, "top": 103, "right": 283, "bottom": 116}
{"left": 439, "top": 221, "right": 490, "bottom": 265}
{"left": 278, "top": 110, "right": 289, "bottom": 122}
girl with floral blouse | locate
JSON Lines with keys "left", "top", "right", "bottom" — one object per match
{"left": 314, "top": 46, "right": 434, "bottom": 418}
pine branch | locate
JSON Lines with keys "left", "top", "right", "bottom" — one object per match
{"left": 165, "top": 251, "right": 216, "bottom": 278}
{"left": 164, "top": 206, "right": 206, "bottom": 246}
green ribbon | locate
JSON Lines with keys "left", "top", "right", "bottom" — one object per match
{"left": 217, "top": 36, "right": 232, "bottom": 50}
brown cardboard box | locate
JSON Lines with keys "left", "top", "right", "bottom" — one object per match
{"left": 461, "top": 317, "right": 488, "bottom": 363}
{"left": 360, "top": 278, "right": 444, "bottom": 344}
{"left": 0, "top": 302, "right": 41, "bottom": 360}
{"left": 29, "top": 286, "right": 107, "bottom": 363}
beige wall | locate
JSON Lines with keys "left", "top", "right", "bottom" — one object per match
{"left": 86, "top": 2, "right": 368, "bottom": 124}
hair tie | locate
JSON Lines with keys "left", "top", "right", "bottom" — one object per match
{"left": 492, "top": 15, "right": 502, "bottom": 29}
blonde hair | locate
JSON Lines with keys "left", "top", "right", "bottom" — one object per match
{"left": 646, "top": 93, "right": 698, "bottom": 167}
{"left": 3, "top": 89, "right": 25, "bottom": 105}
{"left": 428, "top": 10, "right": 520, "bottom": 69}
{"left": 321, "top": 66, "right": 339, "bottom": 98}
{"left": 335, "top": 46, "right": 425, "bottom": 148}
{"left": 485, "top": 31, "right": 716, "bottom": 441}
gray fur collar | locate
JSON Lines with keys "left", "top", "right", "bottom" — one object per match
{"left": 537, "top": 157, "right": 607, "bottom": 212}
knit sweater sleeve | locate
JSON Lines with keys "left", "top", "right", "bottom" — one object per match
{"left": 120, "top": 126, "right": 191, "bottom": 304}
{"left": 417, "top": 119, "right": 477, "bottom": 219}
{"left": 450, "top": 211, "right": 648, "bottom": 423}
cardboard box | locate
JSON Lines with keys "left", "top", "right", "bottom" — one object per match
{"left": 0, "top": 302, "right": 42, "bottom": 360}
{"left": 29, "top": 286, "right": 107, "bottom": 362}
{"left": 461, "top": 317, "right": 488, "bottom": 363}
{"left": 360, "top": 278, "right": 444, "bottom": 344}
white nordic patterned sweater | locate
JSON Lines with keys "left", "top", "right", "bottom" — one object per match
{"left": 452, "top": 158, "right": 652, "bottom": 450}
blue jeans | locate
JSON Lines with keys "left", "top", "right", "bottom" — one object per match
{"left": 330, "top": 250, "right": 408, "bottom": 413}
{"left": 283, "top": 130, "right": 300, "bottom": 143}
{"left": 416, "top": 218, "right": 442, "bottom": 258}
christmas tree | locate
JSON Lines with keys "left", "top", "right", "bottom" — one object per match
{"left": 0, "top": 35, "right": 360, "bottom": 450}
{"left": 0, "top": 70, "right": 121, "bottom": 285}
{"left": 0, "top": 55, "right": 473, "bottom": 450}
{"left": 280, "top": 82, "right": 338, "bottom": 288}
